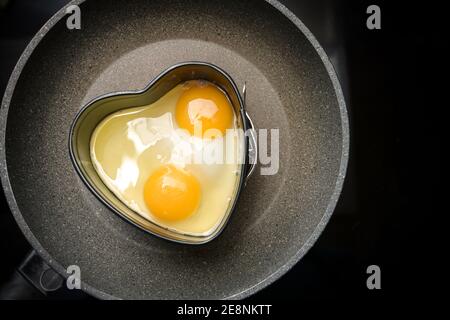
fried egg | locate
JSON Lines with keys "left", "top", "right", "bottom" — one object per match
{"left": 90, "top": 80, "right": 243, "bottom": 236}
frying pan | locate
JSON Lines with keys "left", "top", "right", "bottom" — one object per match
{"left": 0, "top": 0, "right": 349, "bottom": 299}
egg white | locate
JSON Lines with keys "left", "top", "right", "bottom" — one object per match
{"left": 90, "top": 82, "right": 243, "bottom": 236}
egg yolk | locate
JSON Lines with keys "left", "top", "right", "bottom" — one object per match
{"left": 175, "top": 82, "right": 233, "bottom": 137}
{"left": 144, "top": 165, "right": 201, "bottom": 221}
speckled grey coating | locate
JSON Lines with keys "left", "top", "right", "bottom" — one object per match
{"left": 0, "top": 0, "right": 349, "bottom": 299}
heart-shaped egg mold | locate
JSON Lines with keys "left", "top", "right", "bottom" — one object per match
{"left": 69, "top": 62, "right": 255, "bottom": 244}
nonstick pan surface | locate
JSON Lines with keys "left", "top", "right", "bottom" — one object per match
{"left": 0, "top": 0, "right": 348, "bottom": 299}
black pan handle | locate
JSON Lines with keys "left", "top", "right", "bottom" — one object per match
{"left": 0, "top": 250, "right": 66, "bottom": 300}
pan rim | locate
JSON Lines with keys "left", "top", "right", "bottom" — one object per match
{"left": 0, "top": 0, "right": 349, "bottom": 300}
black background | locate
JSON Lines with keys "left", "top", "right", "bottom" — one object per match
{"left": 0, "top": 0, "right": 444, "bottom": 302}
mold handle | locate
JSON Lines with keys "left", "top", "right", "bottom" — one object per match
{"left": 243, "top": 83, "right": 257, "bottom": 183}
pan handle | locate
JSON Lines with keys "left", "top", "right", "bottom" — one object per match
{"left": 0, "top": 250, "right": 74, "bottom": 300}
